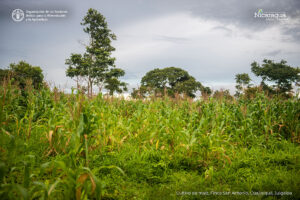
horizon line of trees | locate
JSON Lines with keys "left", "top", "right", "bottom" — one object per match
{"left": 1, "top": 58, "right": 299, "bottom": 100}
{"left": 1, "top": 8, "right": 300, "bottom": 99}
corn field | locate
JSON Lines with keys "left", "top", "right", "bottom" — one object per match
{"left": 0, "top": 80, "right": 299, "bottom": 200}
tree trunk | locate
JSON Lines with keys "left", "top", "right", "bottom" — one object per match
{"left": 76, "top": 77, "right": 79, "bottom": 90}
{"left": 90, "top": 81, "right": 93, "bottom": 98}
{"left": 87, "top": 78, "right": 93, "bottom": 99}
{"left": 87, "top": 80, "right": 90, "bottom": 98}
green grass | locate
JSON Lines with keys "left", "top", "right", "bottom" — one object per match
{"left": 0, "top": 81, "right": 299, "bottom": 199}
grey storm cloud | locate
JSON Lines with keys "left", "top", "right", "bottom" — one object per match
{"left": 264, "top": 50, "right": 282, "bottom": 57}
{"left": 281, "top": 26, "right": 300, "bottom": 42}
{"left": 0, "top": 0, "right": 300, "bottom": 94}
{"left": 188, "top": 0, "right": 300, "bottom": 26}
{"left": 154, "top": 35, "right": 190, "bottom": 43}
{"left": 141, "top": 0, "right": 300, "bottom": 43}
{"left": 153, "top": 0, "right": 300, "bottom": 41}
{"left": 211, "top": 26, "right": 233, "bottom": 37}
{"left": 2, "top": 0, "right": 299, "bottom": 30}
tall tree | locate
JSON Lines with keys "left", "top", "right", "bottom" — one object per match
{"left": 251, "top": 59, "right": 300, "bottom": 94}
{"left": 66, "top": 8, "right": 126, "bottom": 97}
{"left": 235, "top": 73, "right": 251, "bottom": 97}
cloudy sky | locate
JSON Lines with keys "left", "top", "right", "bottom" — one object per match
{"left": 1, "top": 0, "right": 300, "bottom": 94}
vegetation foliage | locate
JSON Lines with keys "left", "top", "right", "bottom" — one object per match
{"left": 0, "top": 61, "right": 44, "bottom": 90}
{"left": 0, "top": 78, "right": 299, "bottom": 199}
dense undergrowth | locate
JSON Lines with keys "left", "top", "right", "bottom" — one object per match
{"left": 0, "top": 81, "right": 299, "bottom": 199}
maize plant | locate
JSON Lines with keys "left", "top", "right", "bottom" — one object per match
{"left": 0, "top": 80, "right": 299, "bottom": 199}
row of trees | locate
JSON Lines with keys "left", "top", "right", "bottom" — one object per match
{"left": 1, "top": 8, "right": 299, "bottom": 99}
{"left": 2, "top": 58, "right": 298, "bottom": 99}
{"left": 131, "top": 59, "right": 300, "bottom": 99}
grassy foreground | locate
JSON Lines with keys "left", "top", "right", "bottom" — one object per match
{"left": 0, "top": 82, "right": 299, "bottom": 199}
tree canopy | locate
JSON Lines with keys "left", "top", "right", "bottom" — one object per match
{"left": 0, "top": 61, "right": 44, "bottom": 89}
{"left": 133, "top": 67, "right": 208, "bottom": 98}
{"left": 235, "top": 73, "right": 251, "bottom": 97}
{"left": 66, "top": 8, "right": 126, "bottom": 97}
{"left": 251, "top": 59, "right": 300, "bottom": 94}
{"left": 104, "top": 68, "right": 127, "bottom": 95}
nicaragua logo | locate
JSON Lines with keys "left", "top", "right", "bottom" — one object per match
{"left": 12, "top": 9, "right": 25, "bottom": 22}
{"left": 254, "top": 8, "right": 287, "bottom": 21}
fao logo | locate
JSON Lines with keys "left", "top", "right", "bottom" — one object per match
{"left": 12, "top": 9, "right": 25, "bottom": 22}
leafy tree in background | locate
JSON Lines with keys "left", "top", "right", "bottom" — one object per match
{"left": 251, "top": 59, "right": 300, "bottom": 95}
{"left": 0, "top": 61, "right": 44, "bottom": 89}
{"left": 65, "top": 54, "right": 86, "bottom": 90}
{"left": 133, "top": 67, "right": 207, "bottom": 98}
{"left": 66, "top": 8, "right": 126, "bottom": 97}
{"left": 104, "top": 68, "right": 127, "bottom": 95}
{"left": 235, "top": 73, "right": 251, "bottom": 97}
{"left": 173, "top": 77, "right": 202, "bottom": 98}
{"left": 200, "top": 86, "right": 212, "bottom": 98}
